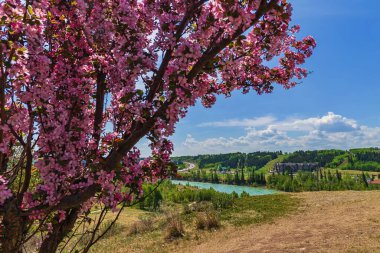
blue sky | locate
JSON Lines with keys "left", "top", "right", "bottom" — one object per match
{"left": 144, "top": 0, "right": 380, "bottom": 156}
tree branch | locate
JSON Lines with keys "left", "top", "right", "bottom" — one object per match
{"left": 146, "top": 0, "right": 207, "bottom": 102}
{"left": 93, "top": 66, "right": 107, "bottom": 148}
{"left": 187, "top": 0, "right": 277, "bottom": 81}
{"left": 20, "top": 0, "right": 279, "bottom": 218}
{"left": 18, "top": 104, "right": 34, "bottom": 201}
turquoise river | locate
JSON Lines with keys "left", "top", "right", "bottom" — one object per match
{"left": 171, "top": 180, "right": 278, "bottom": 196}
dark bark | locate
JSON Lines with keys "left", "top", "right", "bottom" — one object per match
{"left": 93, "top": 69, "right": 107, "bottom": 147}
{"left": 0, "top": 51, "right": 7, "bottom": 174}
{"left": 38, "top": 208, "right": 79, "bottom": 253}
{"left": 1, "top": 199, "right": 28, "bottom": 253}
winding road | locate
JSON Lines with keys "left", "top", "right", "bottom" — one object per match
{"left": 178, "top": 162, "right": 196, "bottom": 172}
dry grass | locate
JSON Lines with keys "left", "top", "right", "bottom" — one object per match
{"left": 185, "top": 191, "right": 380, "bottom": 253}
{"left": 128, "top": 216, "right": 155, "bottom": 235}
{"left": 164, "top": 213, "right": 185, "bottom": 240}
{"left": 86, "top": 208, "right": 162, "bottom": 253}
{"left": 195, "top": 211, "right": 220, "bottom": 230}
{"left": 71, "top": 191, "right": 380, "bottom": 253}
{"left": 86, "top": 194, "right": 298, "bottom": 253}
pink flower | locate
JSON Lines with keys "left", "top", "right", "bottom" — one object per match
{"left": 0, "top": 0, "right": 314, "bottom": 221}
{"left": 0, "top": 176, "right": 12, "bottom": 206}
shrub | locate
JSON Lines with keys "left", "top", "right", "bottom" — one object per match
{"left": 182, "top": 203, "right": 192, "bottom": 214}
{"left": 188, "top": 201, "right": 214, "bottom": 212}
{"left": 165, "top": 214, "right": 185, "bottom": 240}
{"left": 128, "top": 216, "right": 155, "bottom": 235}
{"left": 139, "top": 184, "right": 163, "bottom": 211}
{"left": 240, "top": 191, "right": 250, "bottom": 198}
{"left": 195, "top": 211, "right": 220, "bottom": 230}
{"left": 211, "top": 192, "right": 234, "bottom": 209}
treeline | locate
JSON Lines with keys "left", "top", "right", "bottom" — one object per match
{"left": 267, "top": 170, "right": 380, "bottom": 192}
{"left": 177, "top": 168, "right": 267, "bottom": 186}
{"left": 173, "top": 151, "right": 281, "bottom": 169}
{"left": 343, "top": 148, "right": 380, "bottom": 171}
{"left": 350, "top": 148, "right": 380, "bottom": 162}
{"left": 340, "top": 161, "right": 380, "bottom": 172}
{"left": 333, "top": 148, "right": 380, "bottom": 172}
{"left": 282, "top": 150, "right": 345, "bottom": 166}
{"left": 174, "top": 168, "right": 380, "bottom": 193}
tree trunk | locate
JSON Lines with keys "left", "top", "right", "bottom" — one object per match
{"left": 38, "top": 208, "right": 79, "bottom": 253}
{"left": 1, "top": 199, "right": 28, "bottom": 253}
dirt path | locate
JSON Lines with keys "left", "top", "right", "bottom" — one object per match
{"left": 182, "top": 191, "right": 380, "bottom": 253}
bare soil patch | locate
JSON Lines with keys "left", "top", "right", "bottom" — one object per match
{"left": 181, "top": 191, "right": 380, "bottom": 253}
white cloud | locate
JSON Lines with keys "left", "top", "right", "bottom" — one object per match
{"left": 197, "top": 116, "right": 276, "bottom": 128}
{"left": 177, "top": 112, "right": 380, "bottom": 155}
{"left": 269, "top": 112, "right": 358, "bottom": 132}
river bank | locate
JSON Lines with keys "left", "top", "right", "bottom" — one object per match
{"left": 171, "top": 180, "right": 277, "bottom": 196}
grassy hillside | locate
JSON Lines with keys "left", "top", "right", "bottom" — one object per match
{"left": 174, "top": 148, "right": 380, "bottom": 173}
{"left": 256, "top": 154, "right": 287, "bottom": 174}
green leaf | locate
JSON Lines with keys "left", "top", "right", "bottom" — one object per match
{"left": 16, "top": 47, "right": 27, "bottom": 55}
{"left": 119, "top": 92, "right": 133, "bottom": 103}
{"left": 27, "top": 5, "right": 34, "bottom": 16}
{"left": 136, "top": 89, "right": 144, "bottom": 97}
{"left": 0, "top": 16, "right": 7, "bottom": 25}
{"left": 47, "top": 11, "right": 52, "bottom": 20}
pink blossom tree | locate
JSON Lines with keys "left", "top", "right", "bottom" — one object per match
{"left": 0, "top": 0, "right": 315, "bottom": 252}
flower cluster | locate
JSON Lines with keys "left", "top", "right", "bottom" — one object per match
{"left": 0, "top": 0, "right": 315, "bottom": 222}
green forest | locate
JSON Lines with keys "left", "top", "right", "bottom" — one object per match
{"left": 173, "top": 148, "right": 380, "bottom": 192}
{"left": 174, "top": 148, "right": 380, "bottom": 172}
{"left": 172, "top": 151, "right": 281, "bottom": 169}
